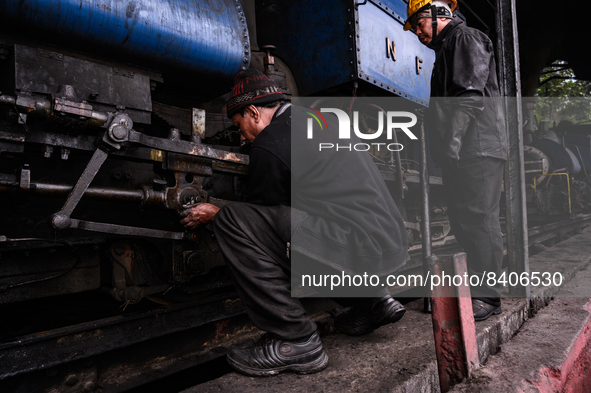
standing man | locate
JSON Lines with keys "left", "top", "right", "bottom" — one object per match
{"left": 180, "top": 69, "right": 409, "bottom": 376}
{"left": 405, "top": 1, "right": 508, "bottom": 320}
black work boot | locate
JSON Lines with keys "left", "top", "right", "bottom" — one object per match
{"left": 472, "top": 298, "right": 502, "bottom": 321}
{"left": 226, "top": 331, "right": 328, "bottom": 376}
{"left": 334, "top": 295, "right": 406, "bottom": 336}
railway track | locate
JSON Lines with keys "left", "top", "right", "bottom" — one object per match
{"left": 1, "top": 214, "right": 591, "bottom": 392}
{"left": 403, "top": 213, "right": 591, "bottom": 270}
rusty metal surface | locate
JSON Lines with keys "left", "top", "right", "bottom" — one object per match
{"left": 192, "top": 108, "right": 206, "bottom": 142}
{"left": 452, "top": 254, "right": 480, "bottom": 377}
{"left": 0, "top": 90, "right": 112, "bottom": 129}
{"left": 212, "top": 160, "right": 249, "bottom": 175}
{"left": 429, "top": 253, "right": 479, "bottom": 392}
{"left": 128, "top": 130, "right": 249, "bottom": 164}
{"left": 166, "top": 153, "right": 213, "bottom": 177}
{"left": 0, "top": 93, "right": 248, "bottom": 166}
{"left": 54, "top": 97, "right": 94, "bottom": 118}
{"left": 1, "top": 125, "right": 249, "bottom": 166}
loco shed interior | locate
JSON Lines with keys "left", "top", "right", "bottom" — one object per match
{"left": 0, "top": 0, "right": 590, "bottom": 391}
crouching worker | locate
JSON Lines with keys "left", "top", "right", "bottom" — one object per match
{"left": 180, "top": 69, "right": 410, "bottom": 376}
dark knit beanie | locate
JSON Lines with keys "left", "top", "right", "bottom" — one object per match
{"left": 226, "top": 69, "right": 286, "bottom": 118}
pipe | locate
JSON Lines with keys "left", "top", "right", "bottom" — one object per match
{"left": 0, "top": 92, "right": 109, "bottom": 128}
{"left": 0, "top": 181, "right": 145, "bottom": 203}
{"left": 0, "top": 94, "right": 16, "bottom": 106}
{"left": 419, "top": 113, "right": 432, "bottom": 312}
{"left": 364, "top": 103, "right": 405, "bottom": 200}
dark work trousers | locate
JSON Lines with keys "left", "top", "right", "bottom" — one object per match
{"left": 442, "top": 157, "right": 505, "bottom": 303}
{"left": 213, "top": 202, "right": 318, "bottom": 340}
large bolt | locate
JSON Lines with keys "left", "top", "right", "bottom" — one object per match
{"left": 44, "top": 145, "right": 53, "bottom": 158}
{"left": 168, "top": 128, "right": 181, "bottom": 140}
{"left": 60, "top": 147, "right": 70, "bottom": 160}
{"left": 111, "top": 125, "right": 128, "bottom": 140}
{"left": 84, "top": 381, "right": 96, "bottom": 391}
{"left": 52, "top": 214, "right": 71, "bottom": 230}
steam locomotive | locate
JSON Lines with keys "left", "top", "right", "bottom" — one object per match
{"left": 2, "top": 1, "right": 589, "bottom": 391}
{"left": 0, "top": 0, "right": 436, "bottom": 308}
{"left": 523, "top": 118, "right": 591, "bottom": 219}
{"left": 1, "top": 0, "right": 586, "bottom": 310}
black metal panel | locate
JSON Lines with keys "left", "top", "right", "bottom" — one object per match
{"left": 257, "top": 0, "right": 356, "bottom": 96}
{"left": 13, "top": 44, "right": 152, "bottom": 113}
{"left": 0, "top": 241, "right": 101, "bottom": 304}
{"left": 0, "top": 298, "right": 246, "bottom": 379}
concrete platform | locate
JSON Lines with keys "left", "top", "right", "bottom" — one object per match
{"left": 184, "top": 226, "right": 591, "bottom": 393}
{"left": 450, "top": 260, "right": 591, "bottom": 392}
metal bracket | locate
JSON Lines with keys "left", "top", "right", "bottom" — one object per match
{"left": 19, "top": 164, "right": 30, "bottom": 190}
{"left": 54, "top": 97, "right": 93, "bottom": 117}
{"left": 50, "top": 113, "right": 137, "bottom": 230}
{"left": 108, "top": 113, "right": 133, "bottom": 144}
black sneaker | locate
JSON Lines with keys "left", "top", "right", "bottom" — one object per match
{"left": 226, "top": 331, "right": 328, "bottom": 376}
{"left": 334, "top": 295, "right": 406, "bottom": 336}
{"left": 472, "top": 298, "right": 502, "bottom": 321}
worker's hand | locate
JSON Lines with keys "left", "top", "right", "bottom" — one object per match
{"left": 179, "top": 203, "right": 220, "bottom": 229}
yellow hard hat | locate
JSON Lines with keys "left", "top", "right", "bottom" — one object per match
{"left": 404, "top": 0, "right": 457, "bottom": 31}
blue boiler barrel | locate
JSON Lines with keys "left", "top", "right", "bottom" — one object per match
{"left": 0, "top": 0, "right": 250, "bottom": 80}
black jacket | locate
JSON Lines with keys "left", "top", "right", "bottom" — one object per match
{"left": 428, "top": 18, "right": 508, "bottom": 164}
{"left": 247, "top": 103, "right": 409, "bottom": 276}
{"left": 246, "top": 105, "right": 291, "bottom": 206}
